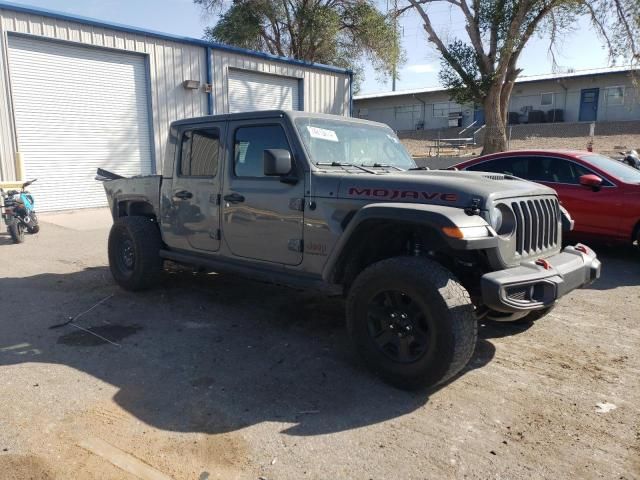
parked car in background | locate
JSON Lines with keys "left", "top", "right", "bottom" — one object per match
{"left": 455, "top": 150, "right": 640, "bottom": 247}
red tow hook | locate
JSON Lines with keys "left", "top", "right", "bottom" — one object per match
{"left": 535, "top": 258, "right": 551, "bottom": 270}
{"left": 575, "top": 245, "right": 589, "bottom": 254}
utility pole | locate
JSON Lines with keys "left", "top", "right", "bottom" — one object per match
{"left": 389, "top": 0, "right": 398, "bottom": 91}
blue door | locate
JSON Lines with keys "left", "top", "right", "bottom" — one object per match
{"left": 579, "top": 88, "right": 599, "bottom": 121}
{"left": 473, "top": 108, "right": 485, "bottom": 125}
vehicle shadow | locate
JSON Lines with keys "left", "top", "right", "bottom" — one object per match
{"left": 0, "top": 267, "right": 505, "bottom": 437}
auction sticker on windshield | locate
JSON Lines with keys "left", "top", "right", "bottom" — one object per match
{"left": 307, "top": 126, "right": 339, "bottom": 142}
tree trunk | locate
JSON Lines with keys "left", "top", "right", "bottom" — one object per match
{"left": 482, "top": 87, "right": 508, "bottom": 154}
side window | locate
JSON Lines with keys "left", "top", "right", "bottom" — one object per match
{"left": 530, "top": 157, "right": 581, "bottom": 184}
{"left": 467, "top": 157, "right": 529, "bottom": 178}
{"left": 234, "top": 125, "right": 291, "bottom": 178}
{"left": 180, "top": 129, "right": 220, "bottom": 177}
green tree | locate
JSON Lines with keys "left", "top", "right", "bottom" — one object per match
{"left": 402, "top": 0, "right": 640, "bottom": 154}
{"left": 194, "top": 0, "right": 404, "bottom": 90}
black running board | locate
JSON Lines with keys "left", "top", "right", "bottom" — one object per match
{"left": 159, "top": 249, "right": 340, "bottom": 294}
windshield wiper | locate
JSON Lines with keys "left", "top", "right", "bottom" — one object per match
{"left": 361, "top": 163, "right": 405, "bottom": 171}
{"left": 408, "top": 166, "right": 430, "bottom": 171}
{"left": 316, "top": 161, "right": 377, "bottom": 174}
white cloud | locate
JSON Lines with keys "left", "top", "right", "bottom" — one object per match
{"left": 404, "top": 64, "right": 436, "bottom": 74}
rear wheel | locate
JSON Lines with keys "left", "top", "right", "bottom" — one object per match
{"left": 8, "top": 222, "right": 24, "bottom": 243}
{"left": 108, "top": 216, "right": 163, "bottom": 291}
{"left": 346, "top": 256, "right": 477, "bottom": 390}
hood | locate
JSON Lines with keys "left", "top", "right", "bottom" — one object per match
{"left": 335, "top": 170, "right": 556, "bottom": 210}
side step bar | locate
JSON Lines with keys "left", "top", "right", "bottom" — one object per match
{"left": 159, "top": 249, "right": 341, "bottom": 294}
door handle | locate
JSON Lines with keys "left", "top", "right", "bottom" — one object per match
{"left": 223, "top": 193, "right": 245, "bottom": 203}
{"left": 173, "top": 190, "right": 193, "bottom": 200}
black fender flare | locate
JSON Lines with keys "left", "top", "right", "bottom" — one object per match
{"left": 321, "top": 202, "right": 498, "bottom": 283}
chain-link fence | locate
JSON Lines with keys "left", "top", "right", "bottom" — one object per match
{"left": 399, "top": 120, "right": 640, "bottom": 168}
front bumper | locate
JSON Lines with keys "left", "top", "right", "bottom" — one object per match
{"left": 481, "top": 244, "right": 601, "bottom": 313}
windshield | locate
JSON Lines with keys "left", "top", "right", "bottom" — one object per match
{"left": 294, "top": 117, "right": 416, "bottom": 169}
{"left": 580, "top": 153, "right": 640, "bottom": 183}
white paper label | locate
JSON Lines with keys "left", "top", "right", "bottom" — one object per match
{"left": 307, "top": 126, "right": 339, "bottom": 142}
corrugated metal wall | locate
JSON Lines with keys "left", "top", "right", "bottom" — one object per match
{"left": 0, "top": 7, "right": 351, "bottom": 182}
{"left": 0, "top": 25, "right": 16, "bottom": 180}
{"left": 0, "top": 8, "right": 208, "bottom": 179}
{"left": 211, "top": 50, "right": 349, "bottom": 117}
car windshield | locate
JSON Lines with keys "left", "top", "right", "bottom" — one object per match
{"left": 580, "top": 153, "right": 640, "bottom": 183}
{"left": 294, "top": 117, "right": 416, "bottom": 170}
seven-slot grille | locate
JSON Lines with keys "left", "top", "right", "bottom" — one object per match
{"left": 510, "top": 197, "right": 560, "bottom": 257}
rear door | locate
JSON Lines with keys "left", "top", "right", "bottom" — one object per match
{"left": 222, "top": 120, "right": 305, "bottom": 265}
{"left": 164, "top": 123, "right": 225, "bottom": 252}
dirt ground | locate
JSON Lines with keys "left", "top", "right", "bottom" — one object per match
{"left": 0, "top": 210, "right": 638, "bottom": 480}
{"left": 401, "top": 136, "right": 640, "bottom": 159}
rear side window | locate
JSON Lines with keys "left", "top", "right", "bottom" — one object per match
{"left": 467, "top": 157, "right": 529, "bottom": 178}
{"left": 180, "top": 129, "right": 220, "bottom": 177}
{"left": 234, "top": 125, "right": 291, "bottom": 177}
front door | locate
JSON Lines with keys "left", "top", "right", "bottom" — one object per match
{"left": 222, "top": 121, "right": 305, "bottom": 265}
{"left": 579, "top": 88, "right": 599, "bottom": 122}
{"left": 165, "top": 124, "right": 224, "bottom": 252}
{"left": 526, "top": 156, "right": 619, "bottom": 236}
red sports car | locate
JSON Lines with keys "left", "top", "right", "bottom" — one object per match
{"left": 455, "top": 150, "right": 640, "bottom": 247}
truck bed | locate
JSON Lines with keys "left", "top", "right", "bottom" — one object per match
{"left": 100, "top": 173, "right": 161, "bottom": 219}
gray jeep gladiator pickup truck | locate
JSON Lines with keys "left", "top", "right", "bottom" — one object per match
{"left": 100, "top": 110, "right": 600, "bottom": 389}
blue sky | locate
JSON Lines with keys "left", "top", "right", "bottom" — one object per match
{"left": 5, "top": 0, "right": 613, "bottom": 94}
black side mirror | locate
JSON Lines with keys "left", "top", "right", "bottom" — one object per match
{"left": 264, "top": 149, "right": 293, "bottom": 176}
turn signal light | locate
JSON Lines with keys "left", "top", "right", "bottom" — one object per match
{"left": 442, "top": 226, "right": 464, "bottom": 239}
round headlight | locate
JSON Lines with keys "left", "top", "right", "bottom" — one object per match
{"left": 492, "top": 204, "right": 516, "bottom": 237}
{"left": 491, "top": 207, "right": 503, "bottom": 232}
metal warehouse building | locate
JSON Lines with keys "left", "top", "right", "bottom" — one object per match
{"left": 354, "top": 67, "right": 639, "bottom": 132}
{"left": 0, "top": 2, "right": 352, "bottom": 211}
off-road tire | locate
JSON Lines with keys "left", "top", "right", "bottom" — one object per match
{"left": 108, "top": 216, "right": 163, "bottom": 291}
{"left": 8, "top": 222, "right": 24, "bottom": 243}
{"left": 346, "top": 256, "right": 477, "bottom": 390}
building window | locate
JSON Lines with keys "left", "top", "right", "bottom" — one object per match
{"left": 605, "top": 86, "right": 624, "bottom": 106}
{"left": 394, "top": 105, "right": 420, "bottom": 115}
{"left": 433, "top": 102, "right": 449, "bottom": 117}
{"left": 540, "top": 93, "right": 554, "bottom": 106}
{"left": 179, "top": 129, "right": 219, "bottom": 177}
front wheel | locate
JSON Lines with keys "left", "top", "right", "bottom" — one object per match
{"left": 8, "top": 222, "right": 25, "bottom": 243}
{"left": 108, "top": 216, "right": 163, "bottom": 291}
{"left": 26, "top": 213, "right": 39, "bottom": 234}
{"left": 346, "top": 256, "right": 477, "bottom": 390}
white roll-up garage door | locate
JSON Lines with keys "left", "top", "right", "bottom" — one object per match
{"left": 7, "top": 36, "right": 153, "bottom": 212}
{"left": 228, "top": 69, "right": 299, "bottom": 113}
